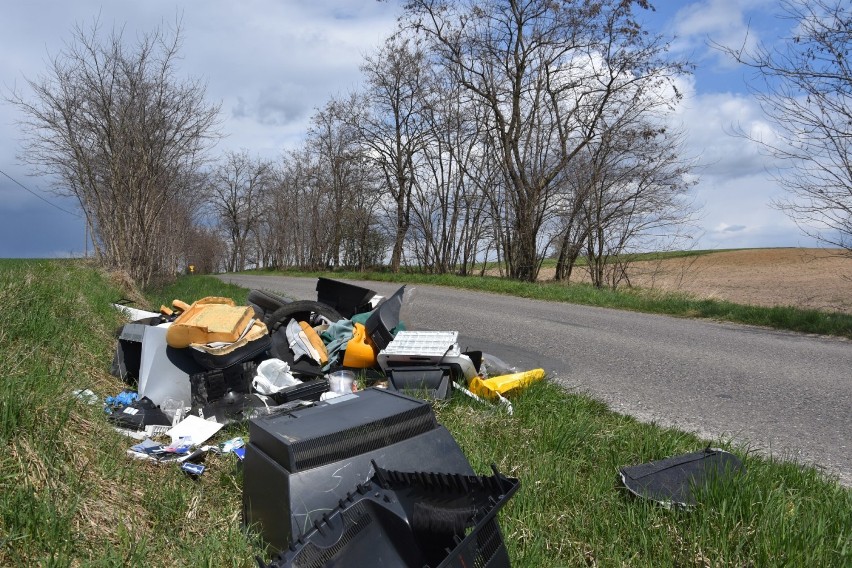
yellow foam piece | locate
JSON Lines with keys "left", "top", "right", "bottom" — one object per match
{"left": 165, "top": 297, "right": 252, "bottom": 348}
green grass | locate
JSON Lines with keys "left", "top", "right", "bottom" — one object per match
{"left": 2, "top": 260, "right": 850, "bottom": 566}
{"left": 243, "top": 268, "right": 852, "bottom": 339}
{"left": 435, "top": 383, "right": 852, "bottom": 566}
{"left": 0, "top": 260, "right": 259, "bottom": 566}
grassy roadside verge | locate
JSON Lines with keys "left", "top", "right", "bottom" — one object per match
{"left": 0, "top": 260, "right": 259, "bottom": 566}
{"left": 244, "top": 268, "right": 852, "bottom": 339}
{"left": 3, "top": 260, "right": 850, "bottom": 566}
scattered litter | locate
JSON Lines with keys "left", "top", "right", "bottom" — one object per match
{"left": 165, "top": 414, "right": 224, "bottom": 446}
{"left": 106, "top": 277, "right": 544, "bottom": 563}
{"left": 479, "top": 352, "right": 518, "bottom": 378}
{"left": 453, "top": 381, "right": 514, "bottom": 414}
{"left": 468, "top": 368, "right": 545, "bottom": 400}
{"left": 113, "top": 302, "right": 160, "bottom": 321}
{"left": 252, "top": 359, "right": 300, "bottom": 395}
{"left": 129, "top": 438, "right": 161, "bottom": 454}
{"left": 219, "top": 437, "right": 245, "bottom": 454}
{"left": 619, "top": 447, "right": 745, "bottom": 508}
{"left": 327, "top": 370, "right": 355, "bottom": 394}
{"left": 72, "top": 388, "right": 99, "bottom": 405}
{"left": 160, "top": 397, "right": 186, "bottom": 426}
{"left": 107, "top": 394, "right": 172, "bottom": 433}
{"left": 104, "top": 390, "right": 138, "bottom": 413}
{"left": 181, "top": 462, "right": 205, "bottom": 476}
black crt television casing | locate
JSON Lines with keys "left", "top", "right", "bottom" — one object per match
{"left": 242, "top": 388, "right": 475, "bottom": 553}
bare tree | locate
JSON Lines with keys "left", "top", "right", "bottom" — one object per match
{"left": 265, "top": 148, "right": 318, "bottom": 269}
{"left": 7, "top": 18, "right": 220, "bottom": 286}
{"left": 306, "top": 96, "right": 377, "bottom": 269}
{"left": 580, "top": 122, "right": 696, "bottom": 288}
{"left": 401, "top": 0, "right": 688, "bottom": 281}
{"left": 717, "top": 0, "right": 851, "bottom": 252}
{"left": 408, "top": 67, "right": 494, "bottom": 274}
{"left": 207, "top": 150, "right": 274, "bottom": 272}
{"left": 359, "top": 34, "right": 431, "bottom": 272}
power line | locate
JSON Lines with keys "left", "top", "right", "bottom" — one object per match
{"left": 0, "top": 168, "right": 82, "bottom": 218}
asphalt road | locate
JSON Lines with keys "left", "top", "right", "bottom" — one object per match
{"left": 219, "top": 274, "right": 852, "bottom": 486}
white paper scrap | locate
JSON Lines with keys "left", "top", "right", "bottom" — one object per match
{"left": 165, "top": 415, "right": 224, "bottom": 446}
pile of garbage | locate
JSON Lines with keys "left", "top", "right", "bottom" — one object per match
{"left": 109, "top": 278, "right": 544, "bottom": 429}
{"left": 99, "top": 277, "right": 745, "bottom": 566}
{"left": 102, "top": 277, "right": 545, "bottom": 566}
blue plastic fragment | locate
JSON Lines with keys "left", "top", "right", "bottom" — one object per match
{"left": 104, "top": 390, "right": 138, "bottom": 414}
{"left": 181, "top": 462, "right": 205, "bottom": 476}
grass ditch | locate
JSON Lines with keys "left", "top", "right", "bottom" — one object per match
{"left": 244, "top": 268, "right": 852, "bottom": 339}
{"left": 2, "top": 259, "right": 849, "bottom": 565}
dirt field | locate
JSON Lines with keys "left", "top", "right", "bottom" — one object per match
{"left": 540, "top": 248, "right": 852, "bottom": 314}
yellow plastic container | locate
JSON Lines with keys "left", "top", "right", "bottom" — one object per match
{"left": 342, "top": 322, "right": 377, "bottom": 368}
{"left": 468, "top": 368, "right": 546, "bottom": 399}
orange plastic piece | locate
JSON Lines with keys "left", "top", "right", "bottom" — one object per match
{"left": 342, "top": 322, "right": 377, "bottom": 368}
{"left": 468, "top": 368, "right": 546, "bottom": 399}
{"left": 299, "top": 321, "right": 329, "bottom": 365}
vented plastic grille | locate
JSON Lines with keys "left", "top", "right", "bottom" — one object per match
{"left": 472, "top": 518, "right": 508, "bottom": 568}
{"left": 291, "top": 501, "right": 372, "bottom": 568}
{"left": 289, "top": 406, "right": 436, "bottom": 471}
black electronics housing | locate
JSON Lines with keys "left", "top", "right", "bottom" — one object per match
{"left": 243, "top": 388, "right": 475, "bottom": 552}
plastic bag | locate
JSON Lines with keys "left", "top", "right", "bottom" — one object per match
{"left": 252, "top": 358, "right": 301, "bottom": 395}
{"left": 479, "top": 353, "right": 518, "bottom": 378}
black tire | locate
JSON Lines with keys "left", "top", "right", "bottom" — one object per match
{"left": 247, "top": 289, "right": 291, "bottom": 313}
{"left": 247, "top": 301, "right": 264, "bottom": 320}
{"left": 266, "top": 300, "right": 343, "bottom": 332}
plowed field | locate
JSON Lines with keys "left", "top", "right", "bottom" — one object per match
{"left": 540, "top": 248, "right": 852, "bottom": 314}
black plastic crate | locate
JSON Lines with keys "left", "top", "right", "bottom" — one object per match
{"left": 315, "top": 277, "right": 376, "bottom": 318}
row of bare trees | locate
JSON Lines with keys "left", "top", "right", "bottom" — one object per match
{"left": 12, "top": 1, "right": 846, "bottom": 287}
{"left": 208, "top": 1, "right": 699, "bottom": 285}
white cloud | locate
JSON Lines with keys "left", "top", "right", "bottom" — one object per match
{"left": 665, "top": 73, "right": 824, "bottom": 248}
{"left": 671, "top": 77, "right": 777, "bottom": 177}
{"left": 670, "top": 0, "right": 776, "bottom": 69}
{"left": 0, "top": 0, "right": 404, "bottom": 256}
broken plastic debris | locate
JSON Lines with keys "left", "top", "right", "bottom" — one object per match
{"left": 453, "top": 381, "right": 514, "bottom": 415}
{"left": 181, "top": 462, "right": 205, "bottom": 476}
{"left": 252, "top": 358, "right": 300, "bottom": 395}
{"left": 72, "top": 389, "right": 99, "bottom": 405}
{"left": 468, "top": 368, "right": 545, "bottom": 399}
{"left": 165, "top": 415, "right": 224, "bottom": 446}
{"left": 113, "top": 303, "right": 160, "bottom": 321}
{"left": 619, "top": 448, "right": 745, "bottom": 508}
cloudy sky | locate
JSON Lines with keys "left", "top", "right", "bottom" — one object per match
{"left": 0, "top": 0, "right": 823, "bottom": 258}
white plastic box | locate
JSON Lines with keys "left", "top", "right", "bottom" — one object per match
{"left": 377, "top": 331, "right": 476, "bottom": 379}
